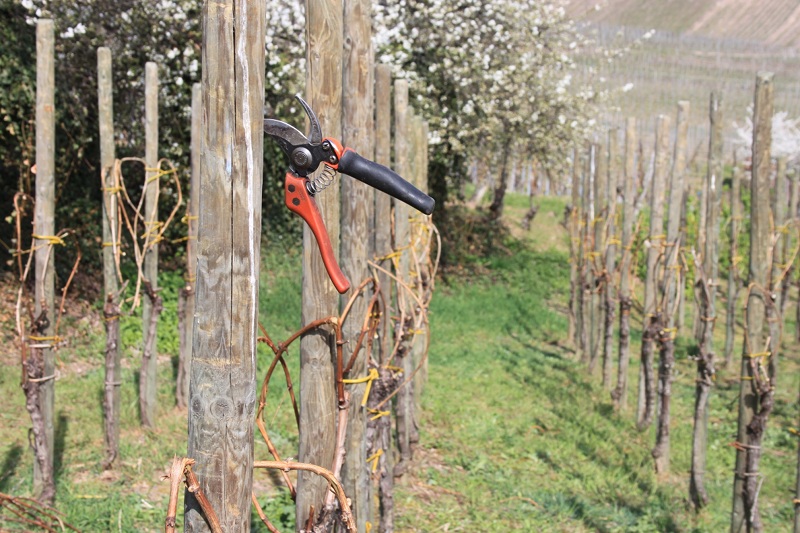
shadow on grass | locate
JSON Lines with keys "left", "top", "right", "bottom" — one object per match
{"left": 0, "top": 443, "right": 23, "bottom": 492}
{"left": 54, "top": 412, "right": 68, "bottom": 485}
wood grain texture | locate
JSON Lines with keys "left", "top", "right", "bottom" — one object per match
{"left": 690, "top": 93, "right": 721, "bottom": 508}
{"left": 98, "top": 46, "right": 121, "bottom": 468}
{"left": 140, "top": 62, "right": 159, "bottom": 427}
{"left": 296, "top": 0, "right": 342, "bottom": 528}
{"left": 177, "top": 83, "right": 202, "bottom": 410}
{"left": 392, "top": 79, "right": 415, "bottom": 479}
{"left": 33, "top": 18, "right": 55, "bottom": 500}
{"left": 638, "top": 115, "right": 669, "bottom": 430}
{"left": 185, "top": 0, "right": 264, "bottom": 530}
{"left": 340, "top": 0, "right": 374, "bottom": 528}
{"left": 370, "top": 63, "right": 395, "bottom": 533}
{"left": 613, "top": 118, "right": 636, "bottom": 411}
{"left": 731, "top": 72, "right": 773, "bottom": 533}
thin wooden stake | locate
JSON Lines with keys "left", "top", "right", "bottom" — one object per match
{"left": 32, "top": 18, "right": 55, "bottom": 504}
{"left": 139, "top": 62, "right": 159, "bottom": 427}
{"left": 612, "top": 118, "right": 636, "bottom": 411}
{"left": 98, "top": 46, "right": 121, "bottom": 469}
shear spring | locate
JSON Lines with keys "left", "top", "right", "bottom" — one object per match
{"left": 306, "top": 165, "right": 337, "bottom": 195}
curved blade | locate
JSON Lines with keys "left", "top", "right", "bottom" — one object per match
{"left": 264, "top": 118, "right": 308, "bottom": 156}
{"left": 295, "top": 94, "right": 322, "bottom": 144}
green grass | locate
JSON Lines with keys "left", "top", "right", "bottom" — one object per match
{"left": 2, "top": 191, "right": 800, "bottom": 531}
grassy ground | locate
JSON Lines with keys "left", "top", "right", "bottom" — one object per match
{"left": 1, "top": 191, "right": 800, "bottom": 531}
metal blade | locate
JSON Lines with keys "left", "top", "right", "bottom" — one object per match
{"left": 264, "top": 118, "right": 308, "bottom": 145}
{"left": 295, "top": 94, "right": 322, "bottom": 144}
{"left": 264, "top": 118, "right": 308, "bottom": 157}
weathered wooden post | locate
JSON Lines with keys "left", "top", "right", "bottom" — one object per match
{"left": 177, "top": 83, "right": 201, "bottom": 410}
{"left": 691, "top": 92, "right": 722, "bottom": 507}
{"left": 769, "top": 156, "right": 787, "bottom": 381}
{"left": 602, "top": 129, "right": 619, "bottom": 389}
{"left": 139, "top": 62, "right": 160, "bottom": 427}
{"left": 185, "top": 0, "right": 264, "bottom": 529}
{"left": 612, "top": 118, "right": 636, "bottom": 411}
{"left": 341, "top": 0, "right": 374, "bottom": 527}
{"left": 652, "top": 102, "right": 687, "bottom": 474}
{"left": 724, "top": 155, "right": 742, "bottom": 367}
{"left": 731, "top": 72, "right": 773, "bottom": 533}
{"left": 781, "top": 166, "right": 797, "bottom": 317}
{"left": 98, "top": 46, "right": 122, "bottom": 468}
{"left": 32, "top": 18, "right": 56, "bottom": 504}
{"left": 638, "top": 115, "right": 669, "bottom": 431}
{"left": 579, "top": 143, "right": 592, "bottom": 364}
{"left": 589, "top": 141, "right": 606, "bottom": 374}
{"left": 393, "top": 79, "right": 415, "bottom": 479}
{"left": 367, "top": 62, "right": 395, "bottom": 532}
{"left": 569, "top": 147, "right": 580, "bottom": 347}
{"left": 296, "top": 0, "right": 341, "bottom": 527}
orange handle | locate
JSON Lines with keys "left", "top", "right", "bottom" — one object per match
{"left": 284, "top": 172, "right": 350, "bottom": 294}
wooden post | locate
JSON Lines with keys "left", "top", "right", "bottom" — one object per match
{"left": 731, "top": 72, "right": 774, "bottom": 533}
{"left": 602, "top": 129, "right": 619, "bottom": 389}
{"left": 568, "top": 147, "right": 580, "bottom": 346}
{"left": 589, "top": 141, "right": 606, "bottom": 374}
{"left": 296, "top": 0, "right": 341, "bottom": 527}
{"left": 652, "top": 101, "right": 689, "bottom": 474}
{"left": 637, "top": 115, "right": 669, "bottom": 431}
{"left": 781, "top": 167, "right": 797, "bottom": 317}
{"left": 691, "top": 92, "right": 721, "bottom": 508}
{"left": 177, "top": 83, "right": 201, "bottom": 410}
{"left": 368, "top": 63, "right": 395, "bottom": 533}
{"left": 341, "top": 0, "right": 374, "bottom": 527}
{"left": 724, "top": 155, "right": 742, "bottom": 367}
{"left": 612, "top": 118, "right": 636, "bottom": 411}
{"left": 579, "top": 143, "right": 592, "bottom": 365}
{"left": 652, "top": 101, "right": 687, "bottom": 475}
{"left": 411, "top": 115, "right": 426, "bottom": 414}
{"left": 185, "top": 0, "right": 264, "bottom": 529}
{"left": 32, "top": 18, "right": 55, "bottom": 504}
{"left": 139, "top": 62, "right": 160, "bottom": 427}
{"left": 98, "top": 46, "right": 122, "bottom": 469}
{"left": 392, "top": 79, "right": 415, "bottom": 479}
{"left": 770, "top": 157, "right": 788, "bottom": 380}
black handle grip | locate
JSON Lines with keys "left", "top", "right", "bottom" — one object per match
{"left": 338, "top": 150, "right": 435, "bottom": 215}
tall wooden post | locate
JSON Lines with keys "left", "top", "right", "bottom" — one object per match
{"left": 781, "top": 166, "right": 797, "bottom": 317}
{"left": 579, "top": 143, "right": 592, "bottom": 364}
{"left": 98, "top": 46, "right": 122, "bottom": 469}
{"left": 393, "top": 79, "right": 415, "bottom": 479}
{"left": 638, "top": 115, "right": 669, "bottom": 431}
{"left": 139, "top": 62, "right": 159, "bottom": 427}
{"left": 32, "top": 18, "right": 55, "bottom": 503}
{"left": 569, "top": 147, "right": 580, "bottom": 347}
{"left": 731, "top": 72, "right": 773, "bottom": 533}
{"left": 296, "top": 0, "right": 342, "bottom": 528}
{"left": 724, "top": 155, "right": 742, "bottom": 367}
{"left": 177, "top": 83, "right": 201, "bottom": 410}
{"left": 602, "top": 129, "right": 619, "bottom": 389}
{"left": 185, "top": 0, "right": 264, "bottom": 529}
{"left": 589, "top": 141, "right": 607, "bottom": 374}
{"left": 368, "top": 63, "right": 395, "bottom": 533}
{"left": 341, "top": 0, "right": 374, "bottom": 527}
{"left": 690, "top": 93, "right": 722, "bottom": 507}
{"left": 769, "top": 157, "right": 787, "bottom": 381}
{"left": 612, "top": 118, "right": 636, "bottom": 411}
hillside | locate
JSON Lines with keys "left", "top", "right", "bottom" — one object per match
{"left": 567, "top": 0, "right": 800, "bottom": 48}
{"left": 567, "top": 0, "right": 800, "bottom": 155}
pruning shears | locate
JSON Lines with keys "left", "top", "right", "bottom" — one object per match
{"left": 264, "top": 95, "right": 435, "bottom": 294}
